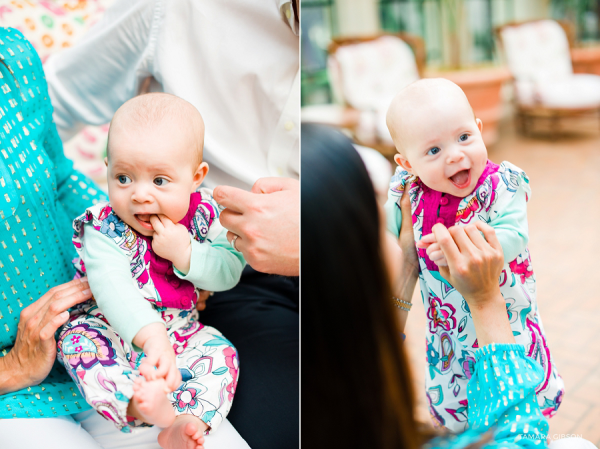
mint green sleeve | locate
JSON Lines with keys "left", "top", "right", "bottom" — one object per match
{"left": 174, "top": 229, "right": 246, "bottom": 292}
{"left": 489, "top": 166, "right": 531, "bottom": 263}
{"left": 385, "top": 166, "right": 413, "bottom": 238}
{"left": 82, "top": 223, "right": 164, "bottom": 349}
{"left": 384, "top": 194, "right": 402, "bottom": 238}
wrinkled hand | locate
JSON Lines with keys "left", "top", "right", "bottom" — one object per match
{"left": 417, "top": 233, "right": 448, "bottom": 267}
{"left": 139, "top": 332, "right": 182, "bottom": 392}
{"left": 1, "top": 278, "right": 92, "bottom": 394}
{"left": 150, "top": 214, "right": 192, "bottom": 274}
{"left": 196, "top": 290, "right": 212, "bottom": 311}
{"left": 432, "top": 222, "right": 504, "bottom": 308}
{"left": 214, "top": 177, "right": 299, "bottom": 276}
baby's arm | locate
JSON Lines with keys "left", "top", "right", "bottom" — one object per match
{"left": 133, "top": 323, "right": 181, "bottom": 391}
{"left": 174, "top": 228, "right": 245, "bottom": 292}
{"left": 82, "top": 226, "right": 180, "bottom": 389}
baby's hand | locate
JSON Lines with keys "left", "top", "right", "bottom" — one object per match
{"left": 417, "top": 232, "right": 448, "bottom": 267}
{"left": 139, "top": 332, "right": 182, "bottom": 392}
{"left": 150, "top": 214, "right": 192, "bottom": 273}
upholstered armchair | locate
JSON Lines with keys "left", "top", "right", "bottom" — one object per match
{"left": 497, "top": 20, "right": 600, "bottom": 137}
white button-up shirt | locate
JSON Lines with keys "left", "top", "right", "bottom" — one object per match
{"left": 45, "top": 0, "right": 299, "bottom": 191}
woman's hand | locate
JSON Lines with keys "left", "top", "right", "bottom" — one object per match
{"left": 432, "top": 221, "right": 515, "bottom": 346}
{"left": 398, "top": 183, "right": 419, "bottom": 275}
{"left": 0, "top": 278, "right": 92, "bottom": 394}
{"left": 432, "top": 221, "right": 504, "bottom": 307}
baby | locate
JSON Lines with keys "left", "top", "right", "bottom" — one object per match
{"left": 384, "top": 79, "right": 564, "bottom": 432}
{"left": 57, "top": 93, "right": 245, "bottom": 449}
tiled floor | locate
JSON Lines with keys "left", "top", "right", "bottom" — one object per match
{"left": 404, "top": 116, "right": 600, "bottom": 445}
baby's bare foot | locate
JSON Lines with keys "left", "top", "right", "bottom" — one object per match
{"left": 157, "top": 414, "right": 208, "bottom": 449}
{"left": 130, "top": 377, "right": 175, "bottom": 428}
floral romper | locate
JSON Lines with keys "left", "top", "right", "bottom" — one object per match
{"left": 57, "top": 192, "right": 240, "bottom": 433}
{"left": 385, "top": 160, "right": 564, "bottom": 433}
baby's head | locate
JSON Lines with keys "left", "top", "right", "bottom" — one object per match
{"left": 106, "top": 92, "right": 208, "bottom": 236}
{"left": 386, "top": 78, "right": 487, "bottom": 197}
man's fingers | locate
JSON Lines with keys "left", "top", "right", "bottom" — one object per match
{"left": 474, "top": 221, "right": 503, "bottom": 252}
{"left": 213, "top": 185, "right": 254, "bottom": 213}
{"left": 196, "top": 290, "right": 211, "bottom": 311}
{"left": 250, "top": 177, "right": 297, "bottom": 194}
{"left": 219, "top": 209, "right": 244, "bottom": 237}
{"left": 226, "top": 231, "right": 245, "bottom": 254}
{"left": 432, "top": 223, "right": 462, "bottom": 262}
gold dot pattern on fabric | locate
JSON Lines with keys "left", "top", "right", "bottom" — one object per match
{"left": 0, "top": 27, "right": 107, "bottom": 419}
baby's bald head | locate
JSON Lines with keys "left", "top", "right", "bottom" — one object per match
{"left": 107, "top": 93, "right": 205, "bottom": 168}
{"left": 386, "top": 78, "right": 474, "bottom": 156}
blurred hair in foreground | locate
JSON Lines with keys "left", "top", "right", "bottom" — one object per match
{"left": 301, "top": 123, "right": 428, "bottom": 448}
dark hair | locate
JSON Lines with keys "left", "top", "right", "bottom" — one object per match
{"left": 301, "top": 124, "right": 425, "bottom": 449}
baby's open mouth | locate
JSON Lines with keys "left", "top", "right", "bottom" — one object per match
{"left": 449, "top": 169, "right": 471, "bottom": 189}
{"left": 134, "top": 214, "right": 154, "bottom": 230}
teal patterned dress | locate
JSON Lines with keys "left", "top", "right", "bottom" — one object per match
{"left": 0, "top": 27, "right": 107, "bottom": 418}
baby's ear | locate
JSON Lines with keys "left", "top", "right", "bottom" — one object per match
{"left": 394, "top": 153, "right": 414, "bottom": 174}
{"left": 193, "top": 162, "right": 209, "bottom": 190}
{"left": 476, "top": 118, "right": 483, "bottom": 133}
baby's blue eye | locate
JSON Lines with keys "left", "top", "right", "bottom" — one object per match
{"left": 154, "top": 177, "right": 169, "bottom": 186}
{"left": 459, "top": 134, "right": 469, "bottom": 142}
{"left": 117, "top": 175, "right": 132, "bottom": 185}
{"left": 427, "top": 147, "right": 441, "bottom": 156}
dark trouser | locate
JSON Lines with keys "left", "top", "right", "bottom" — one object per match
{"left": 200, "top": 266, "right": 299, "bottom": 449}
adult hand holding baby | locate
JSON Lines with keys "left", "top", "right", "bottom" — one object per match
{"left": 432, "top": 222, "right": 515, "bottom": 346}
{"left": 214, "top": 177, "right": 299, "bottom": 276}
{"left": 0, "top": 278, "right": 92, "bottom": 394}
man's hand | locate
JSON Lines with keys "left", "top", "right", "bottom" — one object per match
{"left": 149, "top": 215, "right": 192, "bottom": 274}
{"left": 135, "top": 323, "right": 182, "bottom": 392}
{"left": 214, "top": 177, "right": 299, "bottom": 276}
{"left": 196, "top": 290, "right": 212, "bottom": 311}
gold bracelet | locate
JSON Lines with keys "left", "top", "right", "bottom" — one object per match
{"left": 392, "top": 296, "right": 412, "bottom": 312}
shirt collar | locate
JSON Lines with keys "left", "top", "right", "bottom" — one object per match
{"left": 279, "top": 0, "right": 298, "bottom": 36}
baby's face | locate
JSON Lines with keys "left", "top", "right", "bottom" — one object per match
{"left": 392, "top": 94, "right": 487, "bottom": 197}
{"left": 106, "top": 124, "right": 206, "bottom": 236}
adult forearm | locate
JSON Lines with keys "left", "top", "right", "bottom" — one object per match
{"left": 391, "top": 258, "right": 419, "bottom": 333}
{"left": 468, "top": 292, "right": 515, "bottom": 347}
{"left": 0, "top": 352, "right": 27, "bottom": 395}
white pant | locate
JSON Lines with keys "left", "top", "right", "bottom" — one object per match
{"left": 549, "top": 437, "right": 598, "bottom": 449}
{"left": 0, "top": 410, "right": 251, "bottom": 449}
